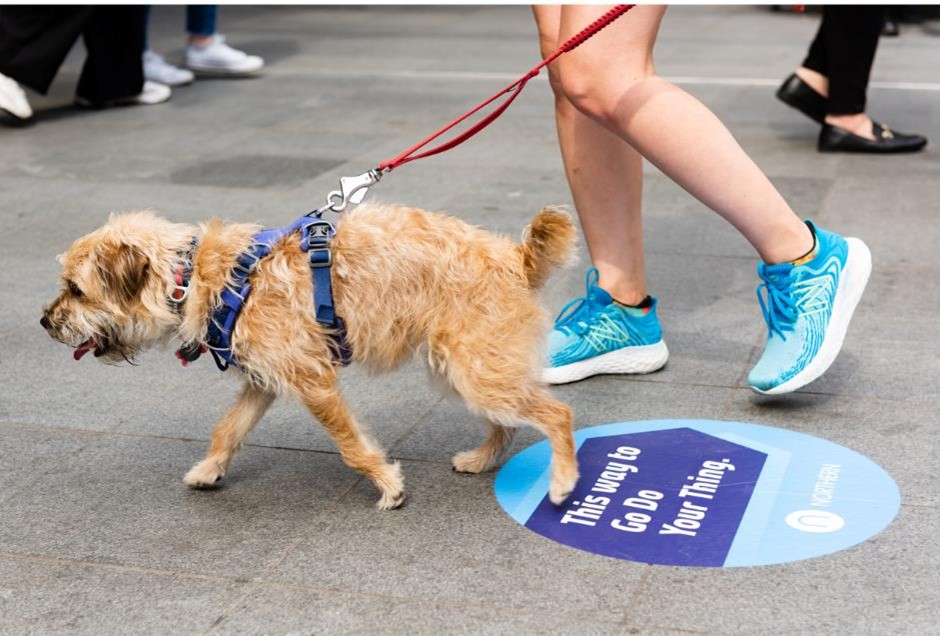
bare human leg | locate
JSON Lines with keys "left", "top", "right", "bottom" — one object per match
{"left": 543, "top": 5, "right": 814, "bottom": 266}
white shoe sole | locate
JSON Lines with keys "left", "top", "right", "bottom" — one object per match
{"left": 0, "top": 93, "right": 33, "bottom": 121}
{"left": 186, "top": 61, "right": 264, "bottom": 77}
{"left": 145, "top": 74, "right": 194, "bottom": 88}
{"left": 0, "top": 106, "right": 32, "bottom": 124}
{"left": 543, "top": 340, "right": 669, "bottom": 385}
{"left": 752, "top": 237, "right": 872, "bottom": 395}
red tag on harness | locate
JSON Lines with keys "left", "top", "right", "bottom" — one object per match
{"left": 176, "top": 342, "right": 207, "bottom": 366}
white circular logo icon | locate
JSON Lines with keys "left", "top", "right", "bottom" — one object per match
{"left": 785, "top": 510, "right": 845, "bottom": 533}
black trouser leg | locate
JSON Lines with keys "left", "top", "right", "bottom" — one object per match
{"left": 0, "top": 6, "right": 90, "bottom": 94}
{"left": 76, "top": 6, "right": 146, "bottom": 104}
{"left": 802, "top": 6, "right": 886, "bottom": 115}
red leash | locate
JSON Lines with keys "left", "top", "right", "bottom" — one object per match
{"left": 376, "top": 5, "right": 635, "bottom": 173}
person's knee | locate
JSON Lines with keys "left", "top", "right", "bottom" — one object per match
{"left": 558, "top": 56, "right": 656, "bottom": 122}
{"left": 537, "top": 36, "right": 567, "bottom": 99}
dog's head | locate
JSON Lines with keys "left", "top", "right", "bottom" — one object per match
{"left": 41, "top": 211, "right": 191, "bottom": 363}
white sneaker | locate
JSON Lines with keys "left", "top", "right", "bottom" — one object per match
{"left": 143, "top": 50, "right": 194, "bottom": 87}
{"left": 186, "top": 35, "right": 264, "bottom": 76}
{"left": 128, "top": 80, "right": 173, "bottom": 105}
{"left": 75, "top": 81, "right": 172, "bottom": 108}
{"left": 0, "top": 72, "right": 33, "bottom": 121}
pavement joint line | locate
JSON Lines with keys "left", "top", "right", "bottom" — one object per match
{"left": 197, "top": 471, "right": 423, "bottom": 635}
{"left": 0, "top": 419, "right": 481, "bottom": 467}
{"left": 616, "top": 567, "right": 653, "bottom": 632}
{"left": 623, "top": 626, "right": 713, "bottom": 636}
{"left": 387, "top": 394, "right": 446, "bottom": 454}
{"left": 275, "top": 68, "right": 940, "bottom": 92}
{"left": 199, "top": 584, "right": 632, "bottom": 634}
{"left": 615, "top": 374, "right": 899, "bottom": 402}
{"left": 0, "top": 549, "right": 230, "bottom": 583}
{"left": 581, "top": 375, "right": 750, "bottom": 392}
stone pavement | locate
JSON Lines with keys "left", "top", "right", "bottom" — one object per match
{"left": 2, "top": 5, "right": 938, "bottom": 634}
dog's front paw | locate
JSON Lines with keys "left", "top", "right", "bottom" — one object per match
{"left": 184, "top": 459, "right": 225, "bottom": 488}
{"left": 374, "top": 461, "right": 405, "bottom": 510}
{"left": 376, "top": 488, "right": 406, "bottom": 510}
{"left": 549, "top": 470, "right": 579, "bottom": 506}
{"left": 451, "top": 449, "right": 491, "bottom": 474}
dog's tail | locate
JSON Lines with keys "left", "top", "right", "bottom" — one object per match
{"left": 519, "top": 206, "right": 577, "bottom": 290}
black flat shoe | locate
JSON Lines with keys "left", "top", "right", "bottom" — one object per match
{"left": 776, "top": 73, "right": 826, "bottom": 124}
{"left": 818, "top": 121, "right": 928, "bottom": 154}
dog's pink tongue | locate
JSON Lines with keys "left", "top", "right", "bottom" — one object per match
{"left": 74, "top": 339, "right": 95, "bottom": 361}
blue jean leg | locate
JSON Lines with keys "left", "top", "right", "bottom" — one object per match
{"left": 142, "top": 5, "right": 151, "bottom": 51}
{"left": 186, "top": 5, "right": 217, "bottom": 37}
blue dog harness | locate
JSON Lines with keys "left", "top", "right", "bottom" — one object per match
{"left": 174, "top": 214, "right": 351, "bottom": 371}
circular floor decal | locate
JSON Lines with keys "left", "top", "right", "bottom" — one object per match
{"left": 495, "top": 420, "right": 899, "bottom": 567}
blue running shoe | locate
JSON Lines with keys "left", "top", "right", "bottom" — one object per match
{"left": 748, "top": 221, "right": 871, "bottom": 394}
{"left": 544, "top": 268, "right": 668, "bottom": 384}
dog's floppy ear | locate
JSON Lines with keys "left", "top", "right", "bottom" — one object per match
{"left": 96, "top": 241, "right": 150, "bottom": 302}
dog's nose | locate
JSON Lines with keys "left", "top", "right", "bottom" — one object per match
{"left": 40, "top": 315, "right": 52, "bottom": 330}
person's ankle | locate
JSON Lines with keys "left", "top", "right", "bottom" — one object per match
{"left": 761, "top": 222, "right": 815, "bottom": 266}
{"left": 795, "top": 66, "right": 829, "bottom": 97}
{"left": 600, "top": 282, "right": 647, "bottom": 307}
{"left": 188, "top": 34, "right": 214, "bottom": 48}
{"left": 825, "top": 113, "right": 875, "bottom": 140}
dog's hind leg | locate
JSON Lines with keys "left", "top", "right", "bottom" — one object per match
{"left": 184, "top": 381, "right": 275, "bottom": 488}
{"left": 293, "top": 374, "right": 405, "bottom": 510}
{"left": 435, "top": 343, "right": 578, "bottom": 504}
{"left": 452, "top": 422, "right": 515, "bottom": 474}
{"left": 512, "top": 392, "right": 579, "bottom": 505}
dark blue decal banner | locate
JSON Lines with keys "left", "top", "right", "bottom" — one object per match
{"left": 495, "top": 420, "right": 900, "bottom": 568}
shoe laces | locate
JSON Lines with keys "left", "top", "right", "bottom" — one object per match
{"left": 554, "top": 268, "right": 605, "bottom": 336}
{"left": 756, "top": 264, "right": 798, "bottom": 340}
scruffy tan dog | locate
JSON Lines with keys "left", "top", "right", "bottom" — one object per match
{"left": 41, "top": 204, "right": 579, "bottom": 509}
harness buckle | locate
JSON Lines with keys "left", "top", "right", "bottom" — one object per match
{"left": 233, "top": 262, "right": 255, "bottom": 277}
{"left": 301, "top": 220, "right": 334, "bottom": 251}
{"left": 308, "top": 247, "right": 332, "bottom": 268}
{"left": 234, "top": 251, "right": 262, "bottom": 276}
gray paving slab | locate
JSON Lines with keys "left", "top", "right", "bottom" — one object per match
{"left": 623, "top": 504, "right": 939, "bottom": 635}
{"left": 0, "top": 430, "right": 361, "bottom": 577}
{"left": 0, "top": 424, "right": 92, "bottom": 506}
{"left": 822, "top": 175, "right": 940, "bottom": 265}
{"left": 1, "top": 4, "right": 938, "bottom": 634}
{"left": 211, "top": 582, "right": 626, "bottom": 636}
{"left": 267, "top": 459, "right": 646, "bottom": 616}
{"left": 0, "top": 554, "right": 244, "bottom": 636}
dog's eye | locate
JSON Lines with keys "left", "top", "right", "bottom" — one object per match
{"left": 68, "top": 281, "right": 83, "bottom": 298}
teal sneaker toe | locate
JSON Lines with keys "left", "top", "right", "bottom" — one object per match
{"left": 748, "top": 222, "right": 871, "bottom": 394}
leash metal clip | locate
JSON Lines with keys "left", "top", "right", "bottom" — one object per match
{"left": 310, "top": 168, "right": 383, "bottom": 217}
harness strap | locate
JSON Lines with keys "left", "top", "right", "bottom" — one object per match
{"left": 179, "top": 215, "right": 351, "bottom": 371}
{"left": 301, "top": 220, "right": 352, "bottom": 365}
